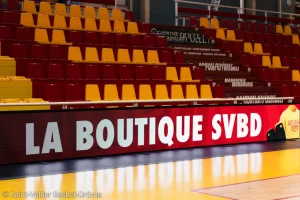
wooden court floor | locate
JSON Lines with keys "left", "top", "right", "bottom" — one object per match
{"left": 1, "top": 149, "right": 300, "bottom": 200}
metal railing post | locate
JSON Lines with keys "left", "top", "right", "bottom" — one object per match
{"left": 175, "top": 1, "right": 179, "bottom": 26}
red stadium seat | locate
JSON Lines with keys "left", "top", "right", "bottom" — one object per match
{"left": 262, "top": 43, "right": 273, "bottom": 54}
{"left": 193, "top": 67, "right": 205, "bottom": 80}
{"left": 291, "top": 45, "right": 300, "bottom": 56}
{"left": 292, "top": 83, "right": 300, "bottom": 97}
{"left": 31, "top": 44, "right": 47, "bottom": 59}
{"left": 7, "top": 0, "right": 19, "bottom": 10}
{"left": 282, "top": 45, "right": 291, "bottom": 56}
{"left": 157, "top": 36, "right": 168, "bottom": 48}
{"left": 66, "top": 84, "right": 84, "bottom": 101}
{"left": 119, "top": 65, "right": 134, "bottom": 80}
{"left": 189, "top": 16, "right": 198, "bottom": 27}
{"left": 240, "top": 54, "right": 251, "bottom": 67}
{"left": 282, "top": 69, "right": 291, "bottom": 81}
{"left": 220, "top": 20, "right": 229, "bottom": 28}
{"left": 240, "top": 22, "right": 248, "bottom": 32}
{"left": 230, "top": 21, "right": 239, "bottom": 30}
{"left": 292, "top": 57, "right": 300, "bottom": 69}
{"left": 259, "top": 68, "right": 270, "bottom": 81}
{"left": 282, "top": 35, "right": 292, "bottom": 45}
{"left": 221, "top": 40, "right": 231, "bottom": 52}
{"left": 0, "top": 26, "right": 13, "bottom": 39}
{"left": 125, "top": 10, "right": 135, "bottom": 21}
{"left": 272, "top": 44, "right": 282, "bottom": 56}
{"left": 249, "top": 23, "right": 257, "bottom": 32}
{"left": 100, "top": 32, "right": 114, "bottom": 46}
{"left": 159, "top": 49, "right": 174, "bottom": 63}
{"left": 257, "top": 24, "right": 266, "bottom": 32}
{"left": 235, "top": 30, "right": 245, "bottom": 40}
{"left": 174, "top": 51, "right": 185, "bottom": 64}
{"left": 152, "top": 65, "right": 165, "bottom": 80}
{"left": 274, "top": 34, "right": 283, "bottom": 44}
{"left": 267, "top": 24, "right": 275, "bottom": 33}
{"left": 68, "top": 31, "right": 84, "bottom": 44}
{"left": 2, "top": 11, "right": 19, "bottom": 24}
{"left": 281, "top": 56, "right": 291, "bottom": 67}
{"left": 245, "top": 32, "right": 255, "bottom": 42}
{"left": 255, "top": 32, "right": 265, "bottom": 43}
{"left": 16, "top": 27, "right": 34, "bottom": 41}
{"left": 213, "top": 84, "right": 225, "bottom": 98}
{"left": 143, "top": 34, "right": 156, "bottom": 47}
{"left": 135, "top": 65, "right": 151, "bottom": 80}
{"left": 28, "top": 63, "right": 44, "bottom": 79}
{"left": 270, "top": 69, "right": 281, "bottom": 81}
{"left": 44, "top": 84, "right": 62, "bottom": 101}
{"left": 50, "top": 45, "right": 67, "bottom": 60}
{"left": 265, "top": 33, "right": 274, "bottom": 43}
{"left": 12, "top": 43, "right": 27, "bottom": 58}
{"left": 129, "top": 34, "right": 143, "bottom": 47}
{"left": 85, "top": 31, "right": 99, "bottom": 44}
{"left": 115, "top": 34, "right": 128, "bottom": 47}
{"left": 67, "top": 64, "right": 82, "bottom": 80}
{"left": 140, "top": 23, "right": 151, "bottom": 33}
{"left": 48, "top": 63, "right": 64, "bottom": 79}
{"left": 85, "top": 64, "right": 100, "bottom": 80}
{"left": 102, "top": 64, "right": 117, "bottom": 80}
{"left": 251, "top": 55, "right": 262, "bottom": 67}
{"left": 280, "top": 84, "right": 291, "bottom": 97}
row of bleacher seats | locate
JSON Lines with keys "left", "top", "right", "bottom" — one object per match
{"left": 21, "top": 13, "right": 142, "bottom": 34}
{"left": 37, "top": 83, "right": 214, "bottom": 101}
{"left": 27, "top": 63, "right": 203, "bottom": 81}
{"left": 259, "top": 68, "right": 291, "bottom": 82}
{"left": 241, "top": 54, "right": 288, "bottom": 69}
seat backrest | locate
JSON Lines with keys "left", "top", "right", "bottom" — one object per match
{"left": 85, "top": 47, "right": 99, "bottom": 62}
{"left": 200, "top": 84, "right": 213, "bottom": 98}
{"left": 23, "top": 1, "right": 36, "bottom": 13}
{"left": 66, "top": 84, "right": 84, "bottom": 101}
{"left": 104, "top": 84, "right": 120, "bottom": 100}
{"left": 55, "top": 3, "right": 67, "bottom": 15}
{"left": 85, "top": 64, "right": 100, "bottom": 80}
{"left": 52, "top": 30, "right": 67, "bottom": 44}
{"left": 98, "top": 7, "right": 109, "bottom": 19}
{"left": 200, "top": 17, "right": 209, "bottom": 27}
{"left": 111, "top": 9, "right": 123, "bottom": 20}
{"left": 132, "top": 49, "right": 145, "bottom": 63}
{"left": 262, "top": 56, "right": 272, "bottom": 67}
{"left": 39, "top": 2, "right": 52, "bottom": 14}
{"left": 53, "top": 15, "right": 67, "bottom": 29}
{"left": 244, "top": 42, "right": 253, "bottom": 53}
{"left": 284, "top": 25, "right": 292, "bottom": 35}
{"left": 117, "top": 49, "right": 131, "bottom": 63}
{"left": 68, "top": 46, "right": 83, "bottom": 61}
{"left": 27, "top": 63, "right": 44, "bottom": 79}
{"left": 69, "top": 17, "right": 83, "bottom": 30}
{"left": 122, "top": 84, "right": 137, "bottom": 100}
{"left": 216, "top": 29, "right": 225, "bottom": 39}
{"left": 292, "top": 34, "right": 299, "bottom": 44}
{"left": 34, "top": 28, "right": 49, "bottom": 43}
{"left": 67, "top": 64, "right": 82, "bottom": 79}
{"left": 166, "top": 67, "right": 178, "bottom": 81}
{"left": 37, "top": 14, "right": 51, "bottom": 28}
{"left": 155, "top": 84, "right": 169, "bottom": 99}
{"left": 156, "top": 36, "right": 168, "bottom": 47}
{"left": 85, "top": 84, "right": 101, "bottom": 101}
{"left": 48, "top": 63, "right": 64, "bottom": 79}
{"left": 186, "top": 84, "right": 199, "bottom": 99}
{"left": 44, "top": 84, "right": 62, "bottom": 101}
{"left": 180, "top": 67, "right": 192, "bottom": 80}
{"left": 127, "top": 22, "right": 139, "bottom": 34}
{"left": 171, "top": 84, "right": 184, "bottom": 99}
{"left": 99, "top": 19, "right": 112, "bottom": 32}
{"left": 210, "top": 18, "right": 219, "bottom": 28}
{"left": 84, "top": 6, "right": 95, "bottom": 18}
{"left": 101, "top": 48, "right": 115, "bottom": 62}
{"left": 276, "top": 25, "right": 283, "bottom": 34}
{"left": 292, "top": 70, "right": 300, "bottom": 81}
{"left": 113, "top": 20, "right": 126, "bottom": 33}
{"left": 272, "top": 56, "right": 282, "bottom": 68}
{"left": 226, "top": 30, "right": 236, "bottom": 40}
{"left": 139, "top": 84, "right": 153, "bottom": 100}
{"left": 147, "top": 50, "right": 160, "bottom": 63}
{"left": 254, "top": 43, "right": 263, "bottom": 54}
{"left": 85, "top": 18, "right": 97, "bottom": 31}
{"left": 70, "top": 5, "right": 82, "bottom": 17}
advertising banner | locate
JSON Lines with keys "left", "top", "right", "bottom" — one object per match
{"left": 0, "top": 104, "right": 299, "bottom": 165}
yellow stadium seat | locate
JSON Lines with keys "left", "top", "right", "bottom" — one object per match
{"left": 244, "top": 42, "right": 254, "bottom": 53}
{"left": 39, "top": 2, "right": 52, "bottom": 14}
{"left": 262, "top": 56, "right": 272, "bottom": 67}
{"left": 210, "top": 18, "right": 220, "bottom": 29}
{"left": 276, "top": 24, "right": 283, "bottom": 34}
{"left": 52, "top": 30, "right": 70, "bottom": 45}
{"left": 139, "top": 84, "right": 153, "bottom": 100}
{"left": 23, "top": 1, "right": 37, "bottom": 13}
{"left": 111, "top": 9, "right": 123, "bottom": 20}
{"left": 21, "top": 13, "right": 35, "bottom": 27}
{"left": 70, "top": 5, "right": 82, "bottom": 17}
{"left": 101, "top": 48, "right": 115, "bottom": 62}
{"left": 24, "top": 98, "right": 45, "bottom": 103}
{"left": 292, "top": 70, "right": 300, "bottom": 81}
{"left": 85, "top": 47, "right": 99, "bottom": 62}
{"left": 122, "top": 84, "right": 137, "bottom": 100}
{"left": 166, "top": 67, "right": 178, "bottom": 81}
{"left": 272, "top": 56, "right": 289, "bottom": 68}
{"left": 113, "top": 20, "right": 126, "bottom": 33}
{"left": 68, "top": 46, "right": 83, "bottom": 61}
{"left": 98, "top": 7, "right": 109, "bottom": 19}
{"left": 186, "top": 84, "right": 199, "bottom": 99}
{"left": 99, "top": 19, "right": 112, "bottom": 32}
{"left": 34, "top": 29, "right": 50, "bottom": 43}
{"left": 132, "top": 49, "right": 145, "bottom": 63}
{"left": 55, "top": 3, "right": 67, "bottom": 16}
{"left": 292, "top": 34, "right": 299, "bottom": 44}
{"left": 7, "top": 76, "right": 27, "bottom": 80}
{"left": 155, "top": 84, "right": 169, "bottom": 99}
{"left": 171, "top": 84, "right": 184, "bottom": 99}
{"left": 147, "top": 50, "right": 160, "bottom": 64}
{"left": 85, "top": 84, "right": 101, "bottom": 101}
{"left": 283, "top": 25, "right": 292, "bottom": 35}
{"left": 117, "top": 49, "right": 131, "bottom": 63}
{"left": 85, "top": 18, "right": 97, "bottom": 31}
{"left": 2, "top": 99, "right": 22, "bottom": 103}
{"left": 104, "top": 84, "right": 119, "bottom": 100}
{"left": 200, "top": 18, "right": 209, "bottom": 27}
{"left": 225, "top": 30, "right": 242, "bottom": 42}
{"left": 200, "top": 85, "right": 213, "bottom": 99}
{"left": 127, "top": 22, "right": 139, "bottom": 34}
{"left": 69, "top": 17, "right": 83, "bottom": 30}
{"left": 180, "top": 67, "right": 199, "bottom": 81}
{"left": 84, "top": 6, "right": 96, "bottom": 18}
{"left": 254, "top": 43, "right": 269, "bottom": 55}
{"left": 53, "top": 15, "right": 67, "bottom": 29}
{"left": 37, "top": 14, "right": 51, "bottom": 28}
{"left": 216, "top": 29, "right": 226, "bottom": 40}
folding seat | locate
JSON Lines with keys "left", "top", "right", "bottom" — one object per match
{"left": 44, "top": 84, "right": 62, "bottom": 101}
{"left": 186, "top": 84, "right": 199, "bottom": 99}
{"left": 0, "top": 26, "right": 12, "bottom": 40}
{"left": 257, "top": 24, "right": 266, "bottom": 32}
{"left": 155, "top": 84, "right": 169, "bottom": 99}
{"left": 98, "top": 8, "right": 109, "bottom": 19}
{"left": 66, "top": 84, "right": 84, "bottom": 101}
{"left": 292, "top": 83, "right": 300, "bottom": 97}
{"left": 20, "top": 13, "right": 35, "bottom": 27}
{"left": 68, "top": 31, "right": 83, "bottom": 44}
{"left": 12, "top": 43, "right": 27, "bottom": 58}
{"left": 245, "top": 32, "right": 255, "bottom": 42}
{"left": 259, "top": 68, "right": 270, "bottom": 81}
{"left": 272, "top": 43, "right": 282, "bottom": 56}
{"left": 255, "top": 32, "right": 265, "bottom": 43}
{"left": 200, "top": 85, "right": 213, "bottom": 98}
{"left": 132, "top": 49, "right": 145, "bottom": 63}
{"left": 151, "top": 66, "right": 165, "bottom": 80}
{"left": 119, "top": 65, "right": 134, "bottom": 80}
{"left": 232, "top": 41, "right": 243, "bottom": 55}
{"left": 274, "top": 34, "right": 283, "bottom": 44}
{"left": 210, "top": 18, "right": 220, "bottom": 29}
{"left": 280, "top": 84, "right": 291, "bottom": 97}
{"left": 281, "top": 56, "right": 291, "bottom": 67}
{"left": 292, "top": 57, "right": 300, "bottom": 69}
{"left": 251, "top": 54, "right": 262, "bottom": 67}
{"left": 156, "top": 36, "right": 168, "bottom": 47}
{"left": 50, "top": 45, "right": 67, "bottom": 60}
{"left": 281, "top": 45, "right": 291, "bottom": 56}
{"left": 282, "top": 35, "right": 292, "bottom": 45}
{"left": 174, "top": 51, "right": 185, "bottom": 64}
{"left": 292, "top": 70, "right": 300, "bottom": 81}
{"left": 23, "top": 1, "right": 37, "bottom": 13}
{"left": 115, "top": 34, "right": 128, "bottom": 47}
{"left": 276, "top": 25, "right": 283, "bottom": 34}
{"left": 292, "top": 34, "right": 300, "bottom": 44}
{"left": 31, "top": 44, "right": 46, "bottom": 59}
{"left": 69, "top": 17, "right": 83, "bottom": 30}
{"left": 39, "top": 2, "right": 52, "bottom": 14}
{"left": 67, "top": 64, "right": 82, "bottom": 79}
{"left": 216, "top": 28, "right": 226, "bottom": 40}
{"left": 99, "top": 19, "right": 112, "bottom": 32}
{"left": 166, "top": 67, "right": 178, "bottom": 81}
{"left": 249, "top": 23, "right": 257, "bottom": 32}
{"left": 70, "top": 5, "right": 82, "bottom": 17}
{"left": 127, "top": 22, "right": 140, "bottom": 34}
{"left": 129, "top": 34, "right": 143, "bottom": 47}
{"left": 226, "top": 30, "right": 242, "bottom": 41}
{"left": 85, "top": 18, "right": 97, "bottom": 31}
{"left": 47, "top": 63, "right": 64, "bottom": 79}
{"left": 240, "top": 54, "right": 251, "bottom": 67}
{"left": 193, "top": 67, "right": 205, "bottom": 80}
{"left": 37, "top": 14, "right": 51, "bottom": 28}
{"left": 282, "top": 69, "right": 291, "bottom": 81}
{"left": 102, "top": 64, "right": 117, "bottom": 80}
{"left": 262, "top": 43, "right": 273, "bottom": 54}
{"left": 104, "top": 84, "right": 120, "bottom": 100}
{"left": 122, "top": 84, "right": 137, "bottom": 100}
{"left": 34, "top": 28, "right": 49, "bottom": 43}
{"left": 159, "top": 49, "right": 174, "bottom": 63}
{"left": 52, "top": 30, "right": 70, "bottom": 44}
{"left": 85, "top": 84, "right": 101, "bottom": 101}
{"left": 171, "top": 84, "right": 184, "bottom": 99}
{"left": 100, "top": 32, "right": 114, "bottom": 46}
{"left": 239, "top": 22, "right": 248, "bottom": 32}
{"left": 27, "top": 63, "right": 44, "bottom": 79}
{"left": 143, "top": 34, "right": 156, "bottom": 47}
{"left": 101, "top": 48, "right": 115, "bottom": 62}
{"left": 55, "top": 3, "right": 67, "bottom": 16}
{"left": 283, "top": 25, "right": 292, "bottom": 35}
{"left": 272, "top": 56, "right": 289, "bottom": 68}
{"left": 111, "top": 9, "right": 123, "bottom": 20}
{"left": 68, "top": 46, "right": 83, "bottom": 61}
{"left": 265, "top": 33, "right": 274, "bottom": 43}
{"left": 139, "top": 84, "right": 153, "bottom": 100}
{"left": 235, "top": 30, "right": 245, "bottom": 40}
{"left": 135, "top": 65, "right": 151, "bottom": 80}
{"left": 125, "top": 10, "right": 135, "bottom": 21}
{"left": 200, "top": 18, "right": 209, "bottom": 28}
{"left": 16, "top": 27, "right": 34, "bottom": 41}
{"left": 254, "top": 43, "right": 269, "bottom": 55}
{"left": 85, "top": 47, "right": 100, "bottom": 62}
{"left": 262, "top": 56, "right": 272, "bottom": 68}
{"left": 270, "top": 69, "right": 281, "bottom": 81}
{"left": 220, "top": 20, "right": 228, "bottom": 28}
{"left": 267, "top": 24, "right": 275, "bottom": 34}
{"left": 147, "top": 50, "right": 160, "bottom": 64}
{"left": 53, "top": 15, "right": 67, "bottom": 29}
{"left": 7, "top": 0, "right": 19, "bottom": 10}
{"left": 85, "top": 31, "right": 99, "bottom": 44}
{"left": 117, "top": 49, "right": 131, "bottom": 63}
{"left": 180, "top": 67, "right": 196, "bottom": 81}
{"left": 230, "top": 20, "right": 239, "bottom": 30}
{"left": 113, "top": 20, "right": 126, "bottom": 33}
{"left": 85, "top": 64, "right": 100, "bottom": 80}
{"left": 244, "top": 42, "right": 254, "bottom": 54}
{"left": 84, "top": 6, "right": 96, "bottom": 18}
{"left": 213, "top": 84, "right": 225, "bottom": 98}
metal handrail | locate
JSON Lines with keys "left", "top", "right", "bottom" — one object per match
{"left": 0, "top": 97, "right": 293, "bottom": 107}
